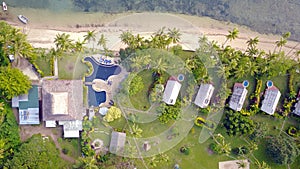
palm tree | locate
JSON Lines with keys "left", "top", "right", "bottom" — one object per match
{"left": 74, "top": 39, "right": 86, "bottom": 52}
{"left": 246, "top": 37, "right": 259, "bottom": 48}
{"left": 84, "top": 30, "right": 97, "bottom": 51}
{"left": 167, "top": 28, "right": 181, "bottom": 44}
{"left": 97, "top": 34, "right": 107, "bottom": 50}
{"left": 54, "top": 33, "right": 73, "bottom": 52}
{"left": 152, "top": 58, "right": 168, "bottom": 74}
{"left": 255, "top": 160, "right": 271, "bottom": 169}
{"left": 120, "top": 31, "right": 134, "bottom": 46}
{"left": 236, "top": 160, "right": 247, "bottom": 169}
{"left": 130, "top": 123, "right": 143, "bottom": 137}
{"left": 275, "top": 32, "right": 291, "bottom": 53}
{"left": 73, "top": 157, "right": 98, "bottom": 169}
{"left": 223, "top": 28, "right": 239, "bottom": 47}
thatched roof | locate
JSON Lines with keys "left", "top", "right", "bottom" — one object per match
{"left": 42, "top": 80, "right": 84, "bottom": 121}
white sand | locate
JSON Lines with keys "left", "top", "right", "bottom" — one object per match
{"left": 12, "top": 12, "right": 299, "bottom": 54}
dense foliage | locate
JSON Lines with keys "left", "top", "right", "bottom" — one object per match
{"left": 103, "top": 106, "right": 122, "bottom": 122}
{"left": 0, "top": 102, "right": 20, "bottom": 167}
{"left": 223, "top": 109, "right": 255, "bottom": 136}
{"left": 157, "top": 102, "right": 181, "bottom": 124}
{"left": 266, "top": 135, "right": 300, "bottom": 165}
{"left": 0, "top": 67, "right": 31, "bottom": 99}
{"left": 6, "top": 134, "right": 66, "bottom": 168}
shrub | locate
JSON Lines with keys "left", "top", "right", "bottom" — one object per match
{"left": 180, "top": 146, "right": 190, "bottom": 155}
{"left": 194, "top": 116, "right": 206, "bottom": 127}
{"left": 62, "top": 148, "right": 69, "bottom": 155}
{"left": 287, "top": 126, "right": 298, "bottom": 137}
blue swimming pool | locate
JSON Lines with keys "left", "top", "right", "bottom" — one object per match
{"left": 243, "top": 80, "right": 249, "bottom": 88}
{"left": 84, "top": 57, "right": 121, "bottom": 82}
{"left": 267, "top": 80, "right": 273, "bottom": 88}
{"left": 84, "top": 56, "right": 121, "bottom": 107}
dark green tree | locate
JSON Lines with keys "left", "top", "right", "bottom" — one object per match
{"left": 6, "top": 134, "right": 66, "bottom": 168}
{"left": 266, "top": 135, "right": 299, "bottom": 165}
{"left": 0, "top": 67, "right": 31, "bottom": 99}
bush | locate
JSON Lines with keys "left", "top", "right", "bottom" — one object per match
{"left": 194, "top": 116, "right": 206, "bottom": 127}
{"left": 62, "top": 148, "right": 69, "bottom": 155}
{"left": 287, "top": 126, "right": 298, "bottom": 137}
{"left": 180, "top": 146, "right": 190, "bottom": 155}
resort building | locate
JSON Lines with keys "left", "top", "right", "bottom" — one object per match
{"left": 12, "top": 85, "right": 40, "bottom": 125}
{"left": 219, "top": 160, "right": 250, "bottom": 169}
{"left": 42, "top": 80, "right": 84, "bottom": 138}
{"left": 229, "top": 83, "right": 248, "bottom": 111}
{"left": 194, "top": 83, "right": 215, "bottom": 108}
{"left": 293, "top": 91, "right": 300, "bottom": 116}
{"left": 163, "top": 78, "right": 182, "bottom": 105}
{"left": 261, "top": 86, "right": 281, "bottom": 115}
{"left": 109, "top": 131, "right": 126, "bottom": 154}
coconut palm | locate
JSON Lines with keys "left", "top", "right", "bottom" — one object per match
{"left": 97, "top": 34, "right": 107, "bottom": 50}
{"left": 236, "top": 160, "right": 247, "bottom": 169}
{"left": 130, "top": 123, "right": 143, "bottom": 137}
{"left": 152, "top": 58, "right": 168, "bottom": 74}
{"left": 73, "top": 157, "right": 98, "bottom": 169}
{"left": 223, "top": 28, "right": 239, "bottom": 47}
{"left": 54, "top": 33, "right": 73, "bottom": 52}
{"left": 84, "top": 30, "right": 97, "bottom": 51}
{"left": 255, "top": 160, "right": 271, "bottom": 169}
{"left": 167, "top": 28, "right": 181, "bottom": 44}
{"left": 120, "top": 31, "right": 134, "bottom": 46}
{"left": 275, "top": 32, "right": 291, "bottom": 53}
{"left": 74, "top": 39, "right": 86, "bottom": 52}
{"left": 246, "top": 37, "right": 259, "bottom": 48}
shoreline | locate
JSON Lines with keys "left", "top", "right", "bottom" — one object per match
{"left": 4, "top": 8, "right": 299, "bottom": 53}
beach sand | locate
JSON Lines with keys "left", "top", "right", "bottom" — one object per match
{"left": 5, "top": 8, "right": 299, "bottom": 55}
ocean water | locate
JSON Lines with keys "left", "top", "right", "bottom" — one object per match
{"left": 6, "top": 0, "right": 74, "bottom": 11}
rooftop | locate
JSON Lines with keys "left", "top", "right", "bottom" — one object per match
{"left": 229, "top": 83, "right": 248, "bottom": 111}
{"left": 194, "top": 83, "right": 214, "bottom": 108}
{"left": 109, "top": 131, "right": 126, "bottom": 154}
{"left": 42, "top": 80, "right": 84, "bottom": 121}
{"left": 163, "top": 78, "right": 181, "bottom": 105}
{"left": 261, "top": 86, "right": 281, "bottom": 115}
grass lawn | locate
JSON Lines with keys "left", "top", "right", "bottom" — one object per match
{"left": 35, "top": 55, "right": 52, "bottom": 76}
{"left": 58, "top": 52, "right": 88, "bottom": 79}
{"left": 57, "top": 138, "right": 81, "bottom": 159}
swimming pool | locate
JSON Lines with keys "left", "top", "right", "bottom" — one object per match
{"left": 84, "top": 56, "right": 121, "bottom": 107}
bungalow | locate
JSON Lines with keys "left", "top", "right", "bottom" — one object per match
{"left": 194, "top": 83, "right": 214, "bottom": 108}
{"left": 219, "top": 160, "right": 250, "bottom": 169}
{"left": 293, "top": 91, "right": 300, "bottom": 116}
{"left": 163, "top": 78, "right": 181, "bottom": 105}
{"left": 12, "top": 85, "right": 40, "bottom": 125}
{"left": 42, "top": 80, "right": 84, "bottom": 138}
{"left": 261, "top": 86, "right": 281, "bottom": 115}
{"left": 109, "top": 131, "right": 126, "bottom": 154}
{"left": 229, "top": 83, "right": 248, "bottom": 111}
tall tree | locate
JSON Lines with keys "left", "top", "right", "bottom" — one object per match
{"left": 223, "top": 28, "right": 239, "bottom": 47}
{"left": 0, "top": 67, "right": 31, "bottom": 99}
{"left": 167, "top": 28, "right": 181, "bottom": 44}
{"left": 54, "top": 33, "right": 73, "bottom": 52}
{"left": 73, "top": 157, "right": 98, "bottom": 169}
{"left": 97, "top": 34, "right": 107, "bottom": 50}
{"left": 84, "top": 30, "right": 97, "bottom": 51}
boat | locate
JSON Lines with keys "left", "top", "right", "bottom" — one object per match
{"left": 18, "top": 15, "right": 29, "bottom": 24}
{"left": 2, "top": 2, "right": 7, "bottom": 11}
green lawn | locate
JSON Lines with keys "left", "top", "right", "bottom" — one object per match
{"left": 58, "top": 52, "right": 89, "bottom": 79}
{"left": 35, "top": 55, "right": 52, "bottom": 76}
{"left": 57, "top": 138, "right": 81, "bottom": 159}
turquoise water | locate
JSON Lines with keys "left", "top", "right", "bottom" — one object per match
{"left": 7, "top": 0, "right": 74, "bottom": 11}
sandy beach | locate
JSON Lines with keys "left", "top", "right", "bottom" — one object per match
{"left": 6, "top": 8, "right": 300, "bottom": 54}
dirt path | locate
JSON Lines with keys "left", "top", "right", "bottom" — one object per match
{"left": 13, "top": 107, "right": 76, "bottom": 164}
